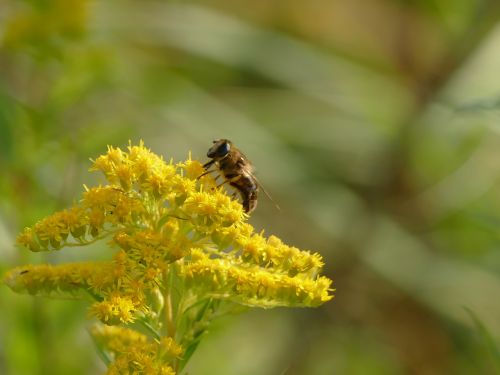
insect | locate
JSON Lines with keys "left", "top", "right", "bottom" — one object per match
{"left": 201, "top": 139, "right": 260, "bottom": 213}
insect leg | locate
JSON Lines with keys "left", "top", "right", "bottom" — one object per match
{"left": 197, "top": 170, "right": 213, "bottom": 179}
{"left": 217, "top": 179, "right": 230, "bottom": 188}
{"left": 203, "top": 159, "right": 216, "bottom": 169}
{"left": 217, "top": 174, "right": 241, "bottom": 188}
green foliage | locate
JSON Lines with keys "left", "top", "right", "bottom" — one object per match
{"left": 3, "top": 0, "right": 500, "bottom": 373}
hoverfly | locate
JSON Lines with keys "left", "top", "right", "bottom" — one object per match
{"left": 201, "top": 139, "right": 277, "bottom": 214}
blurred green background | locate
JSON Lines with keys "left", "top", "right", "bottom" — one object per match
{"left": 2, "top": 0, "right": 500, "bottom": 374}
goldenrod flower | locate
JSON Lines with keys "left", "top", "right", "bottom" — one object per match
{"left": 91, "top": 325, "right": 180, "bottom": 375}
{"left": 4, "top": 262, "right": 114, "bottom": 296}
{"left": 5, "top": 141, "right": 333, "bottom": 373}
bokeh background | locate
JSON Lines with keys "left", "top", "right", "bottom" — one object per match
{"left": 2, "top": 0, "right": 500, "bottom": 374}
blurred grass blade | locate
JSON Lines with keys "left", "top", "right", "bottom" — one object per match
{"left": 359, "top": 216, "right": 500, "bottom": 334}
{"left": 93, "top": 2, "right": 410, "bottom": 127}
{"left": 465, "top": 307, "right": 500, "bottom": 372}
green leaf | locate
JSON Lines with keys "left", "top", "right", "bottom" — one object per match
{"left": 87, "top": 328, "right": 112, "bottom": 366}
{"left": 465, "top": 307, "right": 500, "bottom": 372}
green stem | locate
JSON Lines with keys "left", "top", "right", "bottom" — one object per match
{"left": 163, "top": 268, "right": 176, "bottom": 339}
{"left": 64, "top": 230, "right": 115, "bottom": 247}
{"left": 163, "top": 265, "right": 181, "bottom": 372}
{"left": 137, "top": 318, "right": 161, "bottom": 341}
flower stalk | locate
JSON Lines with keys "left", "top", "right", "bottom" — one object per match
{"left": 4, "top": 141, "right": 333, "bottom": 374}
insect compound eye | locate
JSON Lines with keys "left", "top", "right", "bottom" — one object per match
{"left": 216, "top": 141, "right": 230, "bottom": 156}
{"left": 207, "top": 140, "right": 230, "bottom": 158}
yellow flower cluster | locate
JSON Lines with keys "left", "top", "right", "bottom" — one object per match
{"left": 182, "top": 229, "right": 331, "bottom": 308}
{"left": 4, "top": 262, "right": 113, "bottom": 297}
{"left": 91, "top": 325, "right": 182, "bottom": 375}
{"left": 182, "top": 258, "right": 331, "bottom": 308}
{"left": 5, "top": 141, "right": 333, "bottom": 373}
{"left": 12, "top": 141, "right": 332, "bottom": 310}
{"left": 16, "top": 186, "right": 144, "bottom": 251}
